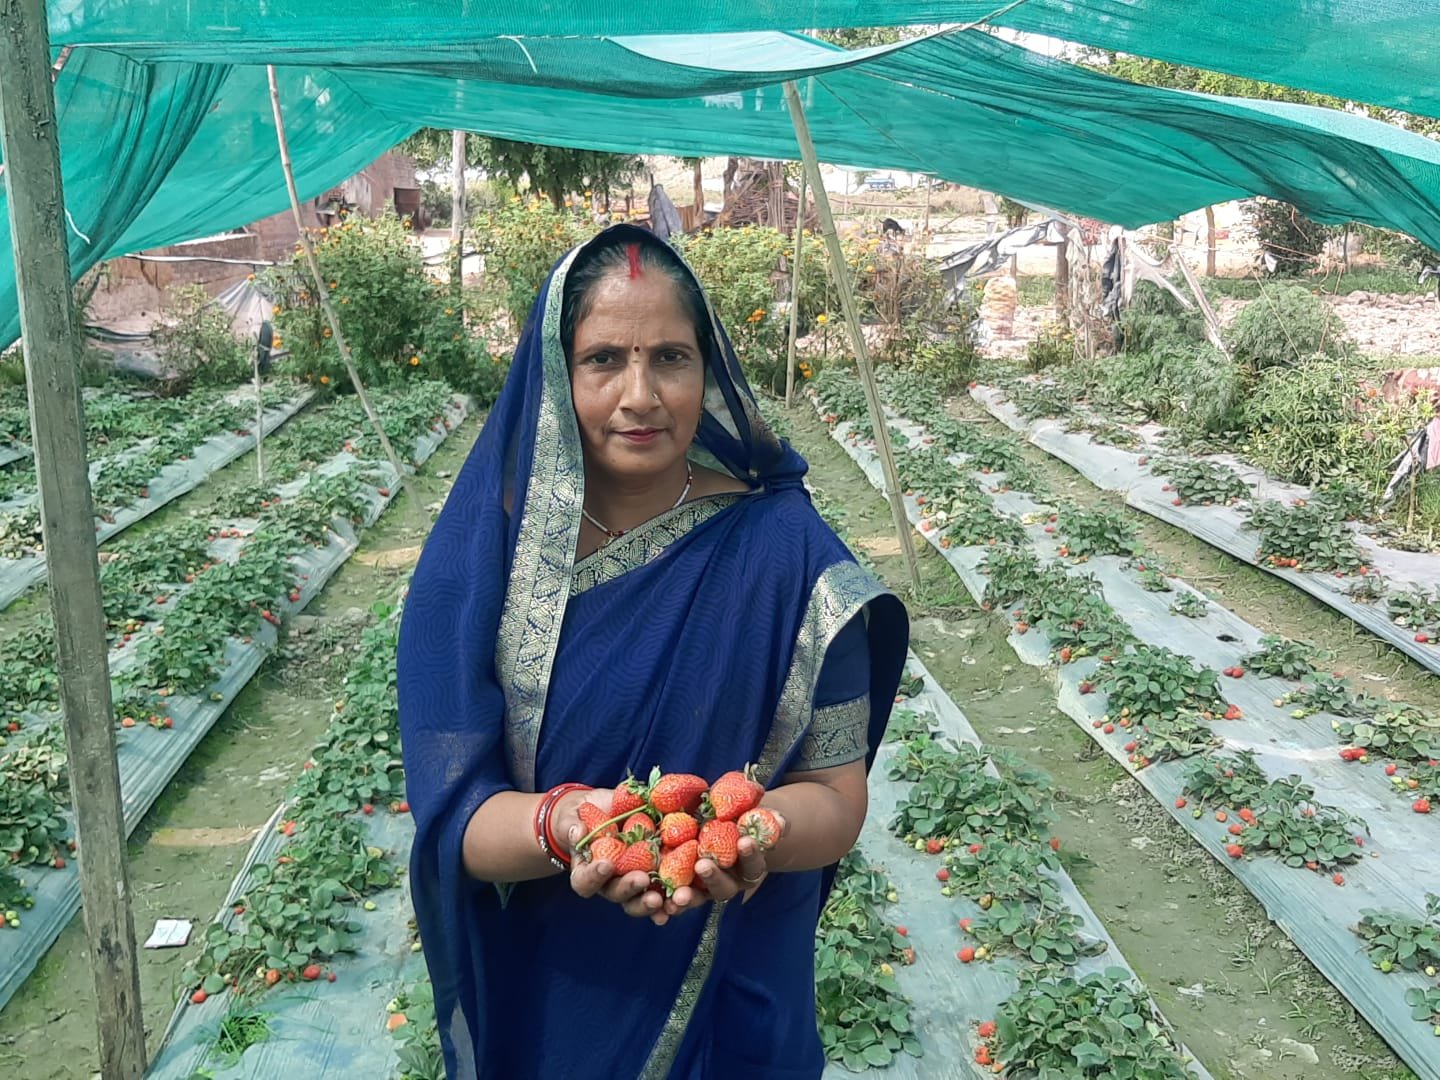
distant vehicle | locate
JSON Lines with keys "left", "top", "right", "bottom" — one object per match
{"left": 864, "top": 175, "right": 897, "bottom": 191}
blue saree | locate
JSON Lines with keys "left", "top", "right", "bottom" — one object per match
{"left": 398, "top": 225, "right": 907, "bottom": 1079}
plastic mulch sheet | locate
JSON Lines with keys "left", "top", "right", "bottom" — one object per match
{"left": 144, "top": 806, "right": 423, "bottom": 1080}
{"left": 969, "top": 385, "right": 1440, "bottom": 678}
{"left": 820, "top": 399, "right": 1440, "bottom": 1080}
{"left": 0, "top": 396, "right": 469, "bottom": 1015}
{"left": 829, "top": 652, "right": 1212, "bottom": 1079}
{"left": 0, "top": 387, "right": 315, "bottom": 613}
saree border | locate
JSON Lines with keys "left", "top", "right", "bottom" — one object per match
{"left": 638, "top": 559, "right": 886, "bottom": 1079}
{"left": 495, "top": 247, "right": 586, "bottom": 793}
{"left": 570, "top": 490, "right": 748, "bottom": 596}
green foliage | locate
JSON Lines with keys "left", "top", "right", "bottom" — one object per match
{"left": 1183, "top": 751, "right": 1268, "bottom": 807}
{"left": 1098, "top": 647, "right": 1223, "bottom": 725}
{"left": 1119, "top": 282, "right": 1206, "bottom": 354}
{"left": 1246, "top": 498, "right": 1363, "bottom": 572}
{"left": 1025, "top": 322, "right": 1074, "bottom": 373}
{"left": 1227, "top": 285, "right": 1350, "bottom": 371}
{"left": 1242, "top": 199, "right": 1336, "bottom": 276}
{"left": 1387, "top": 588, "right": 1440, "bottom": 636}
{"left": 152, "top": 285, "right": 251, "bottom": 388}
{"left": 994, "top": 968, "right": 1194, "bottom": 1079}
{"left": 1169, "top": 591, "right": 1209, "bottom": 618}
{"left": 1088, "top": 344, "right": 1242, "bottom": 436}
{"left": 889, "top": 743, "right": 1052, "bottom": 843}
{"left": 472, "top": 199, "right": 596, "bottom": 334}
{"left": 1056, "top": 505, "right": 1140, "bottom": 558}
{"left": 1241, "top": 635, "right": 1318, "bottom": 680}
{"left": 908, "top": 334, "right": 978, "bottom": 394}
{"left": 1236, "top": 775, "right": 1368, "bottom": 870}
{"left": 266, "top": 214, "right": 490, "bottom": 395}
{"left": 1157, "top": 458, "right": 1250, "bottom": 506}
{"left": 1335, "top": 705, "right": 1440, "bottom": 763}
{"left": 815, "top": 851, "right": 920, "bottom": 1071}
{"left": 387, "top": 979, "right": 444, "bottom": 1080}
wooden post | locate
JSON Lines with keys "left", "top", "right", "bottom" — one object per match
{"left": 784, "top": 81, "right": 923, "bottom": 598}
{"left": 254, "top": 348, "right": 266, "bottom": 482}
{"left": 450, "top": 129, "right": 466, "bottom": 293}
{"left": 0, "top": 4, "right": 147, "bottom": 1077}
{"left": 784, "top": 169, "right": 809, "bottom": 409}
{"left": 922, "top": 178, "right": 933, "bottom": 236}
{"left": 1055, "top": 237, "right": 1070, "bottom": 324}
{"left": 266, "top": 66, "right": 427, "bottom": 529}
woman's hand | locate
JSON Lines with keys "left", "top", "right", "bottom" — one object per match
{"left": 664, "top": 813, "right": 788, "bottom": 918}
{"left": 566, "top": 823, "right": 671, "bottom": 921}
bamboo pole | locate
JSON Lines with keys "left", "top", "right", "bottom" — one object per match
{"left": 0, "top": 3, "right": 146, "bottom": 1076}
{"left": 784, "top": 81, "right": 922, "bottom": 599}
{"left": 254, "top": 348, "right": 266, "bottom": 482}
{"left": 784, "top": 168, "right": 809, "bottom": 409}
{"left": 266, "top": 66, "right": 427, "bottom": 530}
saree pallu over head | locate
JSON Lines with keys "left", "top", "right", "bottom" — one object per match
{"left": 398, "top": 224, "right": 907, "bottom": 1079}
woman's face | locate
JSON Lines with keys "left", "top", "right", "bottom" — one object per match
{"left": 568, "top": 269, "right": 705, "bottom": 486}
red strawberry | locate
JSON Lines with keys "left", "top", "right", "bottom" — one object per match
{"left": 925, "top": 838, "right": 945, "bottom": 855}
{"left": 577, "top": 801, "right": 618, "bottom": 841}
{"left": 1238, "top": 807, "right": 1256, "bottom": 824}
{"left": 967, "top": 843, "right": 983, "bottom": 855}
{"left": 975, "top": 1046, "right": 992, "bottom": 1066}
{"left": 1223, "top": 705, "right": 1242, "bottom": 721}
{"left": 697, "top": 820, "right": 740, "bottom": 869}
{"left": 622, "top": 812, "right": 656, "bottom": 840}
{"left": 396, "top": 801, "right": 410, "bottom": 814}
{"left": 659, "top": 812, "right": 699, "bottom": 847}
{"left": 1174, "top": 797, "right": 1187, "bottom": 809}
{"left": 935, "top": 867, "right": 950, "bottom": 882}
{"left": 957, "top": 946, "right": 976, "bottom": 963}
{"left": 1415, "top": 798, "right": 1432, "bottom": 814}
{"left": 52, "top": 856, "right": 65, "bottom": 869}
{"left": 1333, "top": 872, "right": 1345, "bottom": 886}
{"left": 708, "top": 768, "right": 764, "bottom": 822}
{"left": 1385, "top": 763, "right": 1398, "bottom": 776}
{"left": 1049, "top": 837, "right": 1061, "bottom": 852}
{"left": 737, "top": 807, "right": 783, "bottom": 850}
{"left": 190, "top": 989, "right": 208, "bottom": 1005}
{"left": 588, "top": 835, "right": 626, "bottom": 866}
{"left": 1078, "top": 681, "right": 1094, "bottom": 694}
{"left": 302, "top": 964, "right": 322, "bottom": 981}
{"left": 895, "top": 926, "right": 908, "bottom": 937}
{"left": 1225, "top": 843, "right": 1243, "bottom": 858}
{"left": 614, "top": 840, "right": 657, "bottom": 875}
{"left": 611, "top": 780, "right": 647, "bottom": 818}
{"left": 1227, "top": 823, "right": 1243, "bottom": 836}
{"left": 958, "top": 917, "right": 972, "bottom": 931}
{"left": 649, "top": 773, "right": 708, "bottom": 815}
{"left": 658, "top": 840, "right": 699, "bottom": 894}
{"left": 977, "top": 1019, "right": 997, "bottom": 1038}
{"left": 362, "top": 803, "right": 374, "bottom": 815}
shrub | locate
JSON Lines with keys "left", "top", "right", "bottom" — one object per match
{"left": 1024, "top": 322, "right": 1073, "bottom": 372}
{"left": 152, "top": 285, "right": 251, "bottom": 389}
{"left": 473, "top": 199, "right": 596, "bottom": 332}
{"left": 1243, "top": 198, "right": 1335, "bottom": 276}
{"left": 1091, "top": 344, "right": 1241, "bottom": 435}
{"left": 1118, "top": 282, "right": 1206, "bottom": 354}
{"left": 1227, "top": 284, "right": 1350, "bottom": 371}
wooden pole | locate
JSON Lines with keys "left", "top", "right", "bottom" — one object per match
{"left": 254, "top": 349, "right": 266, "bottom": 482}
{"left": 1204, "top": 204, "right": 1218, "bottom": 277}
{"left": 450, "top": 129, "right": 466, "bottom": 246}
{"left": 922, "top": 177, "right": 933, "bottom": 236}
{"left": 784, "top": 168, "right": 808, "bottom": 409}
{"left": 0, "top": 4, "right": 147, "bottom": 1076}
{"left": 266, "top": 66, "right": 428, "bottom": 530}
{"left": 784, "top": 81, "right": 922, "bottom": 599}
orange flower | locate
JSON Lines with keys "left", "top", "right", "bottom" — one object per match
{"left": 322, "top": 327, "right": 333, "bottom": 338}
{"left": 319, "top": 375, "right": 331, "bottom": 385}
{"left": 409, "top": 356, "right": 421, "bottom": 366}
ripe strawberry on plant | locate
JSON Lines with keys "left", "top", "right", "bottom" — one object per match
{"left": 649, "top": 773, "right": 708, "bottom": 815}
{"left": 697, "top": 820, "right": 739, "bottom": 869}
{"left": 706, "top": 767, "right": 764, "bottom": 822}
{"left": 658, "top": 840, "right": 700, "bottom": 895}
{"left": 737, "top": 807, "right": 782, "bottom": 850}
{"left": 659, "top": 812, "right": 699, "bottom": 847}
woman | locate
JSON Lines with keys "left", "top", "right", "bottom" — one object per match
{"left": 399, "top": 224, "right": 907, "bottom": 1079}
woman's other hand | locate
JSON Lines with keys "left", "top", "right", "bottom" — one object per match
{"left": 566, "top": 824, "right": 670, "bottom": 921}
{"left": 665, "top": 812, "right": 787, "bottom": 917}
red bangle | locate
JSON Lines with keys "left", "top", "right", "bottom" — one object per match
{"left": 534, "top": 783, "right": 591, "bottom": 871}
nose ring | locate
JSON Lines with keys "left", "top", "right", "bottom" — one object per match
{"left": 651, "top": 390, "right": 661, "bottom": 403}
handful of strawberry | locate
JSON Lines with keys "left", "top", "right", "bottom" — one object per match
{"left": 574, "top": 765, "right": 780, "bottom": 896}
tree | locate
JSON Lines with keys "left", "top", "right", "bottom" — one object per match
{"left": 397, "top": 130, "right": 644, "bottom": 209}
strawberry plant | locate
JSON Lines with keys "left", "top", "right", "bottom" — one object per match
{"left": 890, "top": 744, "right": 1051, "bottom": 843}
{"left": 883, "top": 708, "right": 935, "bottom": 744}
{"left": 1237, "top": 775, "right": 1367, "bottom": 870}
{"left": 1156, "top": 458, "right": 1249, "bottom": 506}
{"left": 1128, "top": 558, "right": 1172, "bottom": 593}
{"left": 1405, "top": 986, "right": 1440, "bottom": 1028}
{"left": 1395, "top": 760, "right": 1440, "bottom": 803}
{"left": 1282, "top": 674, "right": 1378, "bottom": 718}
{"left": 388, "top": 978, "right": 444, "bottom": 1080}
{"left": 1314, "top": 479, "right": 1375, "bottom": 522}
{"left": 1169, "top": 591, "right": 1209, "bottom": 618}
{"left": 1386, "top": 588, "right": 1440, "bottom": 636}
{"left": 1028, "top": 585, "right": 1135, "bottom": 657}
{"left": 1129, "top": 710, "right": 1221, "bottom": 766}
{"left": 0, "top": 865, "right": 35, "bottom": 926}
{"left": 0, "top": 741, "right": 67, "bottom": 795}
{"left": 1008, "top": 381, "right": 1073, "bottom": 420}
{"left": 980, "top": 548, "right": 1042, "bottom": 609}
{"left": 885, "top": 734, "right": 956, "bottom": 784}
{"left": 1241, "top": 634, "right": 1318, "bottom": 679}
{"left": 1056, "top": 505, "right": 1140, "bottom": 558}
{"left": 1182, "top": 751, "right": 1268, "bottom": 808}
{"left": 938, "top": 497, "right": 1026, "bottom": 548}
{"left": 815, "top": 851, "right": 920, "bottom": 1070}
{"left": 941, "top": 836, "right": 1064, "bottom": 909}
{"left": 993, "top": 968, "right": 1194, "bottom": 1079}
{"left": 1065, "top": 416, "right": 1142, "bottom": 450}
{"left": 1344, "top": 573, "right": 1388, "bottom": 604}
{"left": 0, "top": 781, "right": 68, "bottom": 866}
{"left": 1336, "top": 705, "right": 1440, "bottom": 762}
{"left": 969, "top": 901, "right": 1097, "bottom": 968}
{"left": 1246, "top": 499, "right": 1362, "bottom": 572}
{"left": 1353, "top": 894, "right": 1440, "bottom": 975}
{"left": 1098, "top": 648, "right": 1224, "bottom": 725}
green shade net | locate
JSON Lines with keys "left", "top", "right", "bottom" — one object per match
{"left": 8, "top": 28, "right": 1440, "bottom": 347}
{"left": 45, "top": 1, "right": 1440, "bottom": 119}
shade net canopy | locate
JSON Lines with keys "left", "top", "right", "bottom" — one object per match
{"left": 8, "top": 26, "right": 1440, "bottom": 346}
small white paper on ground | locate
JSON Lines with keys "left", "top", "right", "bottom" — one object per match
{"left": 143, "top": 919, "right": 193, "bottom": 949}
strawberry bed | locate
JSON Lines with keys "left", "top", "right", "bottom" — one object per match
{"left": 0, "top": 379, "right": 316, "bottom": 613}
{"left": 969, "top": 381, "right": 1440, "bottom": 678}
{"left": 0, "top": 384, "right": 470, "bottom": 1015}
{"left": 813, "top": 374, "right": 1440, "bottom": 1079}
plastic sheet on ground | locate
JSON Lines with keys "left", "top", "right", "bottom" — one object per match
{"left": 820, "top": 399, "right": 1440, "bottom": 1080}
{"left": 0, "top": 397, "right": 469, "bottom": 1015}
{"left": 971, "top": 385, "right": 1440, "bottom": 679}
{"left": 827, "top": 652, "right": 1211, "bottom": 1079}
{"left": 0, "top": 387, "right": 315, "bottom": 613}
{"left": 144, "top": 806, "right": 423, "bottom": 1080}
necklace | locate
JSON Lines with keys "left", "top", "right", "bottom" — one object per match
{"left": 582, "top": 462, "right": 694, "bottom": 541}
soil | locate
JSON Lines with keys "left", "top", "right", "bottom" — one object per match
{"left": 0, "top": 410, "right": 482, "bottom": 1080}
{"left": 787, "top": 401, "right": 1418, "bottom": 1080}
